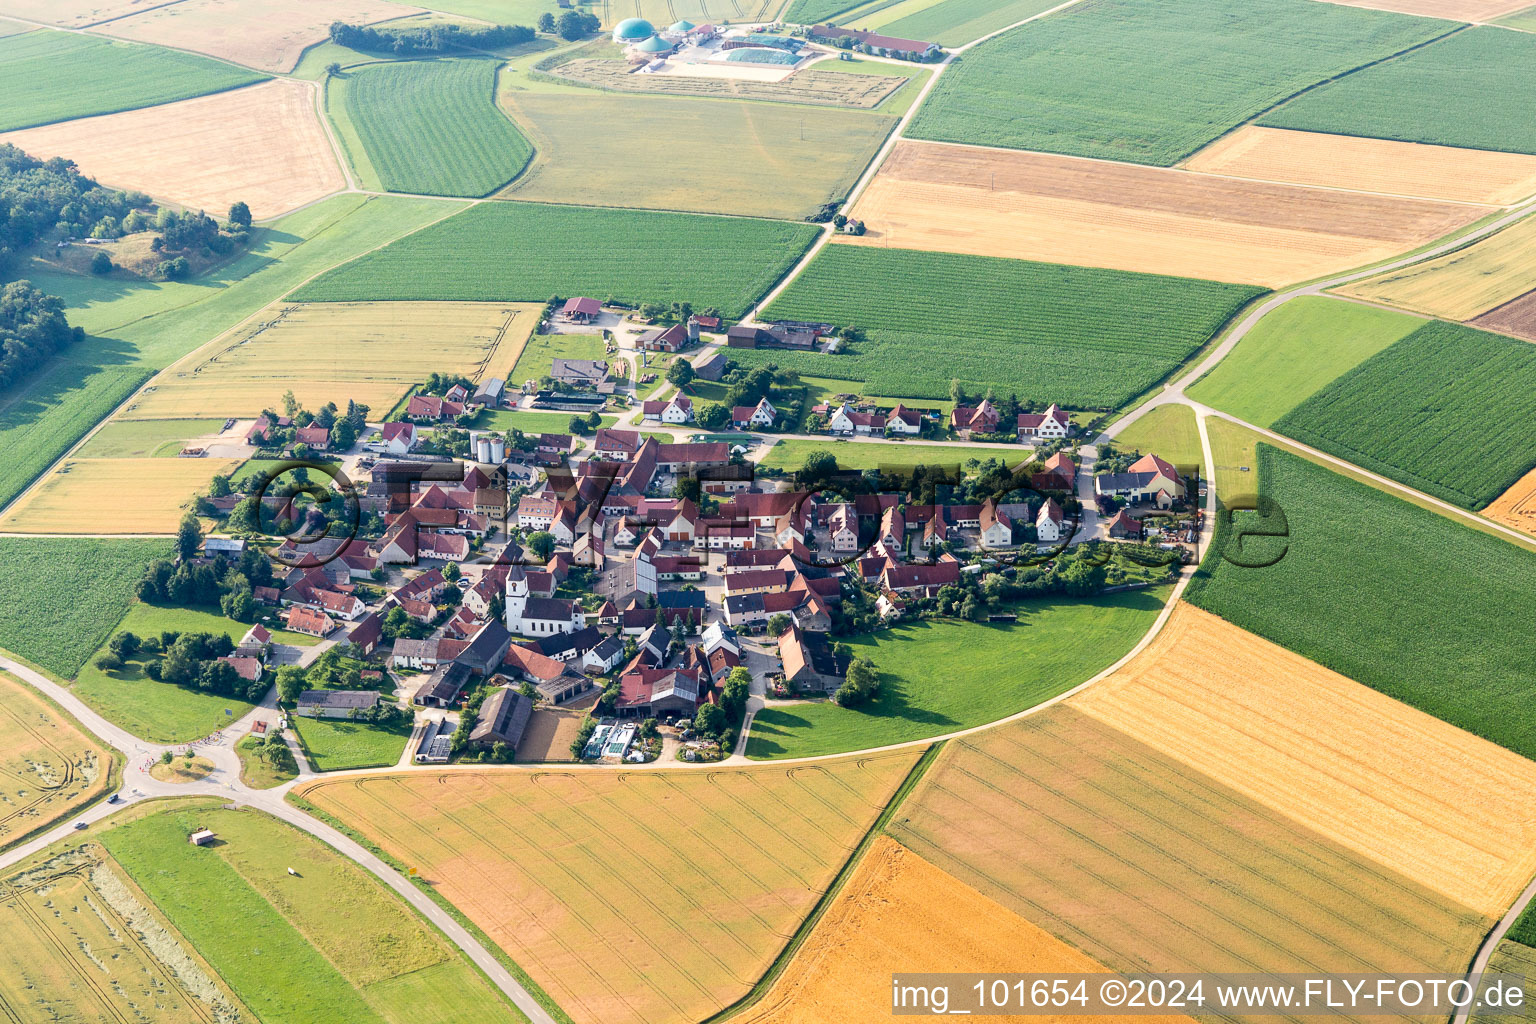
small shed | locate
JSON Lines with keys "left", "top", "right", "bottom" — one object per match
{"left": 189, "top": 829, "right": 216, "bottom": 846}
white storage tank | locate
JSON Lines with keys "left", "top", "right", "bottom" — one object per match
{"left": 488, "top": 437, "right": 506, "bottom": 463}
{"left": 476, "top": 437, "right": 492, "bottom": 463}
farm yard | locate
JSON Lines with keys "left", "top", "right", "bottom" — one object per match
{"left": 754, "top": 246, "right": 1264, "bottom": 407}
{"left": 0, "top": 30, "right": 266, "bottom": 133}
{"left": 0, "top": 456, "right": 242, "bottom": 534}
{"left": 1182, "top": 126, "right": 1536, "bottom": 206}
{"left": 1187, "top": 297, "right": 1424, "bottom": 427}
{"left": 0, "top": 79, "right": 347, "bottom": 221}
{"left": 1072, "top": 604, "right": 1536, "bottom": 916}
{"left": 1273, "top": 320, "right": 1536, "bottom": 509}
{"left": 843, "top": 141, "right": 1481, "bottom": 287}
{"left": 736, "top": 837, "right": 1192, "bottom": 1024}
{"left": 330, "top": 58, "right": 534, "bottom": 197}
{"left": 95, "top": 0, "right": 421, "bottom": 74}
{"left": 891, "top": 707, "right": 1491, "bottom": 984}
{"left": 499, "top": 92, "right": 895, "bottom": 221}
{"left": 544, "top": 59, "right": 909, "bottom": 109}
{"left": 293, "top": 201, "right": 821, "bottom": 317}
{"left": 0, "top": 538, "right": 167, "bottom": 678}
{"left": 1338, "top": 214, "right": 1536, "bottom": 321}
{"left": 873, "top": 0, "right": 1064, "bottom": 47}
{"left": 296, "top": 752, "right": 922, "bottom": 1024}
{"left": 1187, "top": 445, "right": 1536, "bottom": 761}
{"left": 0, "top": 672, "right": 113, "bottom": 850}
{"left": 904, "top": 0, "right": 1449, "bottom": 164}
{"left": 100, "top": 806, "right": 518, "bottom": 1024}
{"left": 745, "top": 589, "right": 1170, "bottom": 759}
{"left": 1261, "top": 27, "right": 1536, "bottom": 157}
{"left": 119, "top": 300, "right": 539, "bottom": 421}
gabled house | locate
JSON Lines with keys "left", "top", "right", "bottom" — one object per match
{"left": 296, "top": 424, "right": 331, "bottom": 450}
{"left": 1106, "top": 508, "right": 1144, "bottom": 540}
{"left": 1095, "top": 453, "right": 1183, "bottom": 508}
{"left": 594, "top": 428, "right": 642, "bottom": 461}
{"left": 285, "top": 605, "right": 334, "bottom": 638}
{"left": 885, "top": 404, "right": 922, "bottom": 435}
{"left": 380, "top": 421, "right": 417, "bottom": 454}
{"left": 636, "top": 322, "right": 690, "bottom": 352}
{"left": 641, "top": 395, "right": 694, "bottom": 424}
{"left": 778, "top": 624, "right": 848, "bottom": 693}
{"left": 951, "top": 400, "right": 999, "bottom": 438}
{"left": 1017, "top": 403, "right": 1071, "bottom": 442}
{"left": 731, "top": 397, "right": 776, "bottom": 430}
{"left": 1036, "top": 497, "right": 1066, "bottom": 543}
{"left": 828, "top": 404, "right": 884, "bottom": 436}
{"left": 979, "top": 498, "right": 1014, "bottom": 549}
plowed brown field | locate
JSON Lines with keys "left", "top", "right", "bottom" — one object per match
{"left": 1070, "top": 604, "right": 1536, "bottom": 917}
{"left": 1484, "top": 463, "right": 1536, "bottom": 535}
{"left": 1185, "top": 126, "right": 1536, "bottom": 205}
{"left": 296, "top": 752, "right": 921, "bottom": 1024}
{"left": 0, "top": 79, "right": 344, "bottom": 220}
{"left": 1471, "top": 288, "right": 1536, "bottom": 342}
{"left": 891, "top": 706, "right": 1489, "bottom": 987}
{"left": 99, "top": 0, "right": 421, "bottom": 73}
{"left": 737, "top": 837, "right": 1197, "bottom": 1024}
{"left": 1315, "top": 0, "right": 1532, "bottom": 19}
{"left": 842, "top": 142, "right": 1483, "bottom": 287}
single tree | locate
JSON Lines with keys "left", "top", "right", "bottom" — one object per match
{"left": 227, "top": 201, "right": 252, "bottom": 228}
{"left": 443, "top": 561, "right": 461, "bottom": 582}
{"left": 526, "top": 530, "right": 556, "bottom": 561}
{"left": 89, "top": 251, "right": 113, "bottom": 275}
{"left": 667, "top": 359, "right": 695, "bottom": 389}
{"left": 538, "top": 11, "right": 556, "bottom": 31}
{"left": 176, "top": 510, "right": 203, "bottom": 561}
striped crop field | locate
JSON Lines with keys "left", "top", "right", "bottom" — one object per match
{"left": 295, "top": 753, "right": 922, "bottom": 1024}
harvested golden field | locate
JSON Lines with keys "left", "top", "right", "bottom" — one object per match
{"left": 738, "top": 837, "right": 1196, "bottom": 1024}
{"left": 1484, "top": 463, "right": 1536, "bottom": 536}
{"left": 1337, "top": 215, "right": 1536, "bottom": 319}
{"left": 1185, "top": 126, "right": 1536, "bottom": 205}
{"left": 122, "top": 301, "right": 538, "bottom": 420}
{"left": 0, "top": 672, "right": 112, "bottom": 848}
{"left": 99, "top": 0, "right": 422, "bottom": 73}
{"left": 1070, "top": 604, "right": 1536, "bottom": 916}
{"left": 0, "top": 457, "right": 241, "bottom": 534}
{"left": 297, "top": 752, "right": 922, "bottom": 1024}
{"left": 0, "top": 79, "right": 345, "bottom": 221}
{"left": 890, "top": 706, "right": 1490, "bottom": 980}
{"left": 842, "top": 140, "right": 1483, "bottom": 287}
{"left": 0, "top": 0, "right": 166, "bottom": 26}
{"left": 0, "top": 844, "right": 251, "bottom": 1023}
{"left": 1315, "top": 0, "right": 1532, "bottom": 18}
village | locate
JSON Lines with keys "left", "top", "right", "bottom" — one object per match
{"left": 141, "top": 296, "right": 1200, "bottom": 771}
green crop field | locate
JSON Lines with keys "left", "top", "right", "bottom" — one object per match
{"left": 877, "top": 0, "right": 1061, "bottom": 47}
{"left": 292, "top": 201, "right": 820, "bottom": 317}
{"left": 751, "top": 246, "right": 1263, "bottom": 407}
{"left": 1262, "top": 27, "right": 1536, "bottom": 157}
{"left": 0, "top": 30, "right": 266, "bottom": 132}
{"left": 905, "top": 0, "right": 1449, "bottom": 164}
{"left": 292, "top": 715, "right": 413, "bottom": 771}
{"left": 0, "top": 537, "right": 167, "bottom": 677}
{"left": 785, "top": 0, "right": 870, "bottom": 24}
{"left": 331, "top": 58, "right": 533, "bottom": 197}
{"left": 100, "top": 806, "right": 516, "bottom": 1024}
{"left": 757, "top": 438, "right": 1028, "bottom": 473}
{"left": 1187, "top": 297, "right": 1424, "bottom": 428}
{"left": 1187, "top": 446, "right": 1536, "bottom": 762}
{"left": 1273, "top": 321, "right": 1536, "bottom": 510}
{"left": 747, "top": 588, "right": 1168, "bottom": 758}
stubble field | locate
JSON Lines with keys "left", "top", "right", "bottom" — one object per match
{"left": 500, "top": 92, "right": 895, "bottom": 221}
{"left": 119, "top": 300, "right": 539, "bottom": 420}
{"left": 0, "top": 79, "right": 346, "bottom": 221}
{"left": 0, "top": 673, "right": 112, "bottom": 850}
{"left": 297, "top": 753, "right": 922, "bottom": 1024}
{"left": 98, "top": 0, "right": 421, "bottom": 73}
{"left": 1070, "top": 604, "right": 1536, "bottom": 917}
{"left": 0, "top": 0, "right": 177, "bottom": 25}
{"left": 1484, "top": 465, "right": 1536, "bottom": 536}
{"left": 890, "top": 706, "right": 1490, "bottom": 983}
{"left": 1337, "top": 210, "right": 1536, "bottom": 319}
{"left": 1183, "top": 125, "right": 1536, "bottom": 206}
{"left": 737, "top": 836, "right": 1197, "bottom": 1024}
{"left": 0, "top": 456, "right": 242, "bottom": 534}
{"left": 843, "top": 141, "right": 1481, "bottom": 287}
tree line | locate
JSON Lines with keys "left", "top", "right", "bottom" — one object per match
{"left": 329, "top": 20, "right": 536, "bottom": 54}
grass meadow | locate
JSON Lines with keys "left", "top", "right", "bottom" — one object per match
{"left": 332, "top": 58, "right": 533, "bottom": 197}
{"left": 905, "top": 0, "right": 1448, "bottom": 164}
{"left": 747, "top": 588, "right": 1169, "bottom": 758}
{"left": 754, "top": 246, "right": 1263, "bottom": 407}
{"left": 100, "top": 806, "right": 516, "bottom": 1024}
{"left": 236, "top": 732, "right": 298, "bottom": 789}
{"left": 0, "top": 30, "right": 265, "bottom": 132}
{"left": 1187, "top": 445, "right": 1536, "bottom": 761}
{"left": 1262, "top": 27, "right": 1536, "bottom": 157}
{"left": 1274, "top": 321, "right": 1536, "bottom": 509}
{"left": 291, "top": 714, "right": 412, "bottom": 771}
{"left": 292, "top": 201, "right": 820, "bottom": 317}
{"left": 1109, "top": 403, "right": 1202, "bottom": 471}
{"left": 0, "top": 537, "right": 167, "bottom": 677}
{"left": 757, "top": 438, "right": 1028, "bottom": 473}
{"left": 1187, "top": 297, "right": 1423, "bottom": 428}
{"left": 297, "top": 753, "right": 921, "bottom": 1024}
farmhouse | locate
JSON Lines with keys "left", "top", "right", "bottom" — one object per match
{"left": 778, "top": 624, "right": 848, "bottom": 693}
{"left": 406, "top": 394, "right": 465, "bottom": 422}
{"left": 828, "top": 404, "right": 885, "bottom": 436}
{"left": 886, "top": 404, "right": 923, "bottom": 435}
{"left": 296, "top": 689, "right": 381, "bottom": 717}
{"left": 637, "top": 322, "right": 692, "bottom": 352}
{"left": 616, "top": 667, "right": 703, "bottom": 718}
{"left": 1037, "top": 497, "right": 1066, "bottom": 542}
{"left": 502, "top": 644, "right": 594, "bottom": 703}
{"left": 380, "top": 421, "right": 418, "bottom": 454}
{"left": 732, "top": 397, "right": 777, "bottom": 429}
{"left": 296, "top": 424, "right": 331, "bottom": 449}
{"left": 469, "top": 686, "right": 534, "bottom": 750}
{"left": 551, "top": 359, "right": 609, "bottom": 387}
{"left": 1017, "top": 404, "right": 1072, "bottom": 441}
{"left": 641, "top": 395, "right": 694, "bottom": 424}
{"left": 285, "top": 605, "right": 334, "bottom": 637}
{"left": 951, "top": 400, "right": 1000, "bottom": 438}
{"left": 595, "top": 427, "right": 642, "bottom": 460}
{"left": 560, "top": 296, "right": 603, "bottom": 322}
{"left": 1107, "top": 508, "right": 1144, "bottom": 539}
{"left": 1095, "top": 453, "right": 1184, "bottom": 507}
{"left": 417, "top": 661, "right": 472, "bottom": 708}
{"left": 979, "top": 498, "right": 1014, "bottom": 548}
